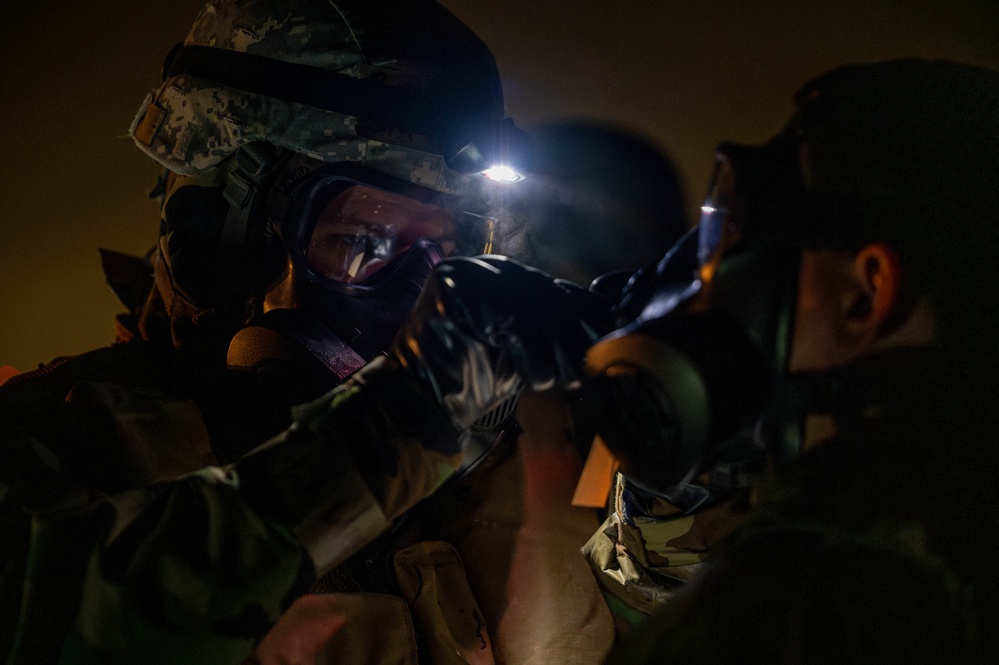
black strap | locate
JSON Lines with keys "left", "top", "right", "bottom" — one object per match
{"left": 212, "top": 142, "right": 282, "bottom": 306}
{"left": 220, "top": 143, "right": 274, "bottom": 256}
{"left": 166, "top": 44, "right": 448, "bottom": 138}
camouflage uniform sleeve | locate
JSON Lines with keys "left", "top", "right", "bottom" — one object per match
{"left": 3, "top": 357, "right": 463, "bottom": 664}
{"left": 580, "top": 473, "right": 753, "bottom": 637}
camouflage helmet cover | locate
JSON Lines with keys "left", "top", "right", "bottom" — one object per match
{"left": 129, "top": 0, "right": 508, "bottom": 193}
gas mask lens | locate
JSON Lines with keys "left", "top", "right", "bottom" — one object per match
{"left": 305, "top": 185, "right": 458, "bottom": 284}
{"left": 284, "top": 164, "right": 498, "bottom": 289}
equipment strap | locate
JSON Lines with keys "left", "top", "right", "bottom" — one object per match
{"left": 257, "top": 308, "right": 367, "bottom": 381}
{"left": 166, "top": 45, "right": 452, "bottom": 138}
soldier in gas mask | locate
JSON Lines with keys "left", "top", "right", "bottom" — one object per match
{"left": 0, "top": 1, "right": 616, "bottom": 662}
{"left": 581, "top": 58, "right": 999, "bottom": 661}
{"left": 121, "top": 0, "right": 539, "bottom": 467}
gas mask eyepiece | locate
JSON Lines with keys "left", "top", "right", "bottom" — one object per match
{"left": 281, "top": 163, "right": 498, "bottom": 294}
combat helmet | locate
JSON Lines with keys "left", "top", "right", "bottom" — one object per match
{"left": 129, "top": 0, "right": 531, "bottom": 361}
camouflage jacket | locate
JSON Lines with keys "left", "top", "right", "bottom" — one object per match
{"left": 0, "top": 343, "right": 461, "bottom": 664}
{"left": 581, "top": 473, "right": 753, "bottom": 636}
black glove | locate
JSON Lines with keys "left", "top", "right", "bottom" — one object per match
{"left": 390, "top": 255, "right": 614, "bottom": 430}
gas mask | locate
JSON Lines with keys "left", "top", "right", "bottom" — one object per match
{"left": 271, "top": 161, "right": 503, "bottom": 361}
{"left": 583, "top": 130, "right": 810, "bottom": 501}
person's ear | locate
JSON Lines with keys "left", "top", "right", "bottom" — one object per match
{"left": 844, "top": 242, "right": 901, "bottom": 343}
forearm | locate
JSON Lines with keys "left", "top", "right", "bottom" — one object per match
{"left": 101, "top": 354, "right": 463, "bottom": 581}
{"left": 229, "top": 355, "right": 464, "bottom": 571}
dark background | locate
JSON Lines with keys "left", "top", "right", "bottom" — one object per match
{"left": 2, "top": 1, "right": 997, "bottom": 371}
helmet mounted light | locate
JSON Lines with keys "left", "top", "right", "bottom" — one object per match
{"left": 481, "top": 165, "right": 524, "bottom": 183}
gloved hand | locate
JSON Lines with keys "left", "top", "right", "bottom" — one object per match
{"left": 390, "top": 255, "right": 615, "bottom": 431}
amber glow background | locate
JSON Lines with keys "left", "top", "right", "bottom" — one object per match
{"left": 1, "top": 1, "right": 997, "bottom": 371}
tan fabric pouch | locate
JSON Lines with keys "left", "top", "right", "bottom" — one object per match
{"left": 393, "top": 541, "right": 495, "bottom": 665}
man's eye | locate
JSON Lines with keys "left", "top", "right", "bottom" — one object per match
{"left": 309, "top": 233, "right": 361, "bottom": 248}
{"left": 337, "top": 234, "right": 369, "bottom": 247}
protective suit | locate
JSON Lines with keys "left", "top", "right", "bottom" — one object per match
{"left": 0, "top": 0, "right": 614, "bottom": 662}
{"left": 1, "top": 251, "right": 611, "bottom": 663}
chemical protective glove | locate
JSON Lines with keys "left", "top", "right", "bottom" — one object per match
{"left": 390, "top": 255, "right": 615, "bottom": 431}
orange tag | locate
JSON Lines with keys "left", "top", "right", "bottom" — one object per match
{"left": 571, "top": 435, "right": 619, "bottom": 508}
{"left": 132, "top": 100, "right": 166, "bottom": 147}
{"left": 0, "top": 365, "right": 20, "bottom": 386}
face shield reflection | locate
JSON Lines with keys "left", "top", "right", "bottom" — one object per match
{"left": 697, "top": 154, "right": 742, "bottom": 273}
